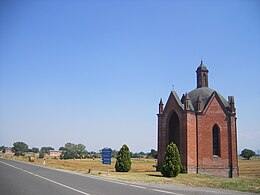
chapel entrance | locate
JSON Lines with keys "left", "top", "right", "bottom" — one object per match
{"left": 168, "top": 111, "right": 180, "bottom": 150}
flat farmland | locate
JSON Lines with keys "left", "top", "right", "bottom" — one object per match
{"left": 0, "top": 155, "right": 157, "bottom": 173}
{"left": 1, "top": 155, "right": 260, "bottom": 193}
{"left": 239, "top": 156, "right": 260, "bottom": 179}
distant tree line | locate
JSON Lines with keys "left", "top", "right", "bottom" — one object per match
{"left": 1, "top": 142, "right": 259, "bottom": 162}
{"left": 1, "top": 141, "right": 158, "bottom": 160}
{"left": 131, "top": 149, "right": 158, "bottom": 159}
{"left": 0, "top": 146, "right": 5, "bottom": 151}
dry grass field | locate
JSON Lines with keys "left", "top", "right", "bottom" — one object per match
{"left": 1, "top": 155, "right": 260, "bottom": 193}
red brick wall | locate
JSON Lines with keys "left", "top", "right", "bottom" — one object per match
{"left": 230, "top": 114, "right": 239, "bottom": 177}
{"left": 186, "top": 112, "right": 197, "bottom": 173}
{"left": 197, "top": 97, "right": 229, "bottom": 167}
{"left": 195, "top": 96, "right": 238, "bottom": 177}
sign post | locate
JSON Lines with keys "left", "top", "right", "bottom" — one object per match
{"left": 102, "top": 148, "right": 112, "bottom": 175}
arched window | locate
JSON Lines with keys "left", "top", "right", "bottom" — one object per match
{"left": 203, "top": 73, "right": 206, "bottom": 86}
{"left": 213, "top": 124, "right": 220, "bottom": 156}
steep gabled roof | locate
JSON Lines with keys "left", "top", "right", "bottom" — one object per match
{"left": 171, "top": 91, "right": 184, "bottom": 110}
{"left": 203, "top": 91, "right": 230, "bottom": 115}
{"left": 163, "top": 91, "right": 184, "bottom": 113}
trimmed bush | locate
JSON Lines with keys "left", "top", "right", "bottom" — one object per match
{"left": 115, "top": 144, "right": 131, "bottom": 172}
{"left": 161, "top": 142, "right": 181, "bottom": 177}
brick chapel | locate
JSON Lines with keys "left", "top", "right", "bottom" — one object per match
{"left": 157, "top": 61, "right": 238, "bottom": 177}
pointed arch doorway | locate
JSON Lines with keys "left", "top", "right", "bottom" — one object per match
{"left": 168, "top": 111, "right": 180, "bottom": 150}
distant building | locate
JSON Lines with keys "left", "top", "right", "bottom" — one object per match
{"left": 3, "top": 148, "right": 14, "bottom": 155}
{"left": 157, "top": 61, "right": 238, "bottom": 178}
{"left": 25, "top": 152, "right": 35, "bottom": 157}
{"left": 48, "top": 150, "right": 61, "bottom": 157}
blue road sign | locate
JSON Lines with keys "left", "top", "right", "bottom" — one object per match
{"left": 102, "top": 148, "right": 112, "bottom": 164}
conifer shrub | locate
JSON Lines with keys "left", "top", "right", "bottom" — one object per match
{"left": 115, "top": 144, "right": 131, "bottom": 172}
{"left": 161, "top": 142, "right": 181, "bottom": 177}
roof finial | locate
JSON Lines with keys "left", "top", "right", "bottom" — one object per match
{"left": 172, "top": 84, "right": 174, "bottom": 91}
{"left": 200, "top": 57, "right": 203, "bottom": 65}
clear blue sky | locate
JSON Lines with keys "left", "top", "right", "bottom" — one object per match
{"left": 0, "top": 0, "right": 259, "bottom": 153}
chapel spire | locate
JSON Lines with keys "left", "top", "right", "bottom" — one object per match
{"left": 196, "top": 60, "right": 209, "bottom": 88}
{"left": 159, "top": 98, "right": 164, "bottom": 114}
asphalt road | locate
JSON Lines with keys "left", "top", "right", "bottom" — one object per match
{"left": 0, "top": 158, "right": 256, "bottom": 195}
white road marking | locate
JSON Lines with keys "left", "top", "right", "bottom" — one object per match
{"left": 86, "top": 175, "right": 147, "bottom": 189}
{"left": 129, "top": 184, "right": 147, "bottom": 189}
{"left": 153, "top": 188, "right": 183, "bottom": 195}
{"left": 102, "top": 180, "right": 129, "bottom": 186}
{"left": 0, "top": 161, "right": 91, "bottom": 195}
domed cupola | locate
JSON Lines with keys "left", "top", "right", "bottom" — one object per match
{"left": 188, "top": 61, "right": 229, "bottom": 111}
{"left": 196, "top": 60, "right": 209, "bottom": 88}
